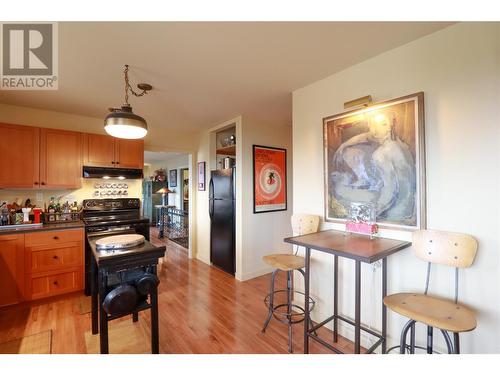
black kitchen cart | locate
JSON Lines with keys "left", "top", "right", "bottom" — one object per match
{"left": 284, "top": 229, "right": 411, "bottom": 354}
{"left": 89, "top": 237, "right": 166, "bottom": 354}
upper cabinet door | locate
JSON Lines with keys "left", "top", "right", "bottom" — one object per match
{"left": 83, "top": 133, "right": 116, "bottom": 167}
{"left": 0, "top": 123, "right": 39, "bottom": 189}
{"left": 115, "top": 139, "right": 144, "bottom": 169}
{"left": 39, "top": 128, "right": 82, "bottom": 189}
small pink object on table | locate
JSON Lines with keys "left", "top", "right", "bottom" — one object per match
{"left": 346, "top": 221, "right": 378, "bottom": 235}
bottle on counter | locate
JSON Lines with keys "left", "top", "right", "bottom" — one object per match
{"left": 1, "top": 202, "right": 9, "bottom": 226}
{"left": 47, "top": 197, "right": 56, "bottom": 222}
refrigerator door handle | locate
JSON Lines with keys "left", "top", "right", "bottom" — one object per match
{"left": 209, "top": 178, "right": 214, "bottom": 199}
{"left": 209, "top": 178, "right": 214, "bottom": 219}
{"left": 209, "top": 199, "right": 214, "bottom": 219}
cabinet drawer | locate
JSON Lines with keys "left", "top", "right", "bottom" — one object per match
{"left": 25, "top": 229, "right": 83, "bottom": 247}
{"left": 28, "top": 246, "right": 83, "bottom": 274}
{"left": 29, "top": 269, "right": 83, "bottom": 300}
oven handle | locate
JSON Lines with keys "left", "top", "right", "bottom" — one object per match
{"left": 86, "top": 227, "right": 136, "bottom": 237}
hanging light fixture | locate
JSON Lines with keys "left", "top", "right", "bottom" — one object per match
{"left": 104, "top": 65, "right": 152, "bottom": 139}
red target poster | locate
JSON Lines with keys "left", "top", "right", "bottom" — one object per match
{"left": 253, "top": 145, "right": 287, "bottom": 213}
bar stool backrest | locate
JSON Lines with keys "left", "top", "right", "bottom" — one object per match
{"left": 291, "top": 214, "right": 320, "bottom": 236}
{"left": 412, "top": 230, "right": 478, "bottom": 268}
{"left": 414, "top": 230, "right": 478, "bottom": 303}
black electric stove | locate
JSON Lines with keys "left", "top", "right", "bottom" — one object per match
{"left": 83, "top": 198, "right": 150, "bottom": 295}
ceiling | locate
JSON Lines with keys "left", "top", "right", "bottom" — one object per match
{"left": 0, "top": 22, "right": 453, "bottom": 133}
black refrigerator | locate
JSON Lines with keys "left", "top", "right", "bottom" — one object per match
{"left": 209, "top": 168, "right": 235, "bottom": 275}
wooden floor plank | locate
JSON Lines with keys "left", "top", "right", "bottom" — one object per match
{"left": 0, "top": 228, "right": 359, "bottom": 354}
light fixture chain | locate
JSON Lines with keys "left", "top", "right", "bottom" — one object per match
{"left": 123, "top": 64, "right": 148, "bottom": 104}
{"left": 124, "top": 65, "right": 130, "bottom": 105}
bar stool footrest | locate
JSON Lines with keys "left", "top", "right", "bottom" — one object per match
{"left": 264, "top": 289, "right": 315, "bottom": 325}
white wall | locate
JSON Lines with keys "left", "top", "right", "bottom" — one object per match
{"left": 292, "top": 22, "right": 500, "bottom": 353}
{"left": 195, "top": 116, "right": 293, "bottom": 281}
{"left": 240, "top": 119, "right": 293, "bottom": 280}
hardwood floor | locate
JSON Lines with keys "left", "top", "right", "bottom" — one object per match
{"left": 0, "top": 235, "right": 359, "bottom": 354}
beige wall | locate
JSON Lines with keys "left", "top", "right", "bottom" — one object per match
{"left": 292, "top": 22, "right": 500, "bottom": 353}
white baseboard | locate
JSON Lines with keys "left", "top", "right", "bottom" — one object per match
{"left": 240, "top": 266, "right": 274, "bottom": 281}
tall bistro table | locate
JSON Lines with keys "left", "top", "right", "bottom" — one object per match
{"left": 284, "top": 229, "right": 411, "bottom": 354}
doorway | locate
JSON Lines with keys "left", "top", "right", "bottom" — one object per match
{"left": 143, "top": 151, "right": 192, "bottom": 254}
{"left": 180, "top": 168, "right": 189, "bottom": 212}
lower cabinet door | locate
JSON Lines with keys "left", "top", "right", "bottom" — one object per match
{"left": 28, "top": 269, "right": 83, "bottom": 300}
{"left": 28, "top": 246, "right": 83, "bottom": 273}
{"left": 0, "top": 234, "right": 25, "bottom": 307}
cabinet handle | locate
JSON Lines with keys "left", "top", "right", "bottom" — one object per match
{"left": 53, "top": 255, "right": 59, "bottom": 259}
{"left": 41, "top": 182, "right": 46, "bottom": 185}
{"left": 53, "top": 281, "right": 58, "bottom": 286}
{"left": 111, "top": 161, "right": 115, "bottom": 164}
{"left": 34, "top": 182, "right": 39, "bottom": 185}
{"left": 53, "top": 236, "right": 59, "bottom": 240}
{"left": 116, "top": 161, "right": 120, "bottom": 165}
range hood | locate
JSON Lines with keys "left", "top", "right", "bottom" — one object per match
{"left": 83, "top": 166, "right": 143, "bottom": 179}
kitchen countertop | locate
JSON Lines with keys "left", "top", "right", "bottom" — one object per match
{"left": 0, "top": 220, "right": 85, "bottom": 235}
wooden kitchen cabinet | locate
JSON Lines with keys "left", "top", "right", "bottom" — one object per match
{"left": 83, "top": 133, "right": 116, "bottom": 168}
{"left": 0, "top": 123, "right": 82, "bottom": 189}
{"left": 0, "top": 229, "right": 84, "bottom": 305}
{"left": 115, "top": 138, "right": 144, "bottom": 168}
{"left": 29, "top": 269, "right": 83, "bottom": 300}
{"left": 83, "top": 133, "right": 144, "bottom": 169}
{"left": 24, "top": 228, "right": 84, "bottom": 301}
{"left": 0, "top": 123, "right": 40, "bottom": 189}
{"left": 0, "top": 234, "right": 25, "bottom": 307}
{"left": 40, "top": 128, "right": 83, "bottom": 189}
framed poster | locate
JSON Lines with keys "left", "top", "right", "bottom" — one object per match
{"left": 253, "top": 145, "right": 287, "bottom": 213}
{"left": 169, "top": 169, "right": 177, "bottom": 188}
{"left": 323, "top": 92, "right": 426, "bottom": 230}
{"left": 198, "top": 161, "right": 206, "bottom": 191}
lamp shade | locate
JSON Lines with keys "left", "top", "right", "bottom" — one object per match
{"left": 155, "top": 187, "right": 172, "bottom": 194}
{"left": 104, "top": 104, "right": 148, "bottom": 139}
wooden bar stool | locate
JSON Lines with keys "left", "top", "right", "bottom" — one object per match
{"left": 261, "top": 214, "right": 319, "bottom": 353}
{"left": 384, "top": 230, "right": 478, "bottom": 354}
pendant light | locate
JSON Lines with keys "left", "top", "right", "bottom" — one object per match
{"left": 104, "top": 65, "right": 152, "bottom": 139}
